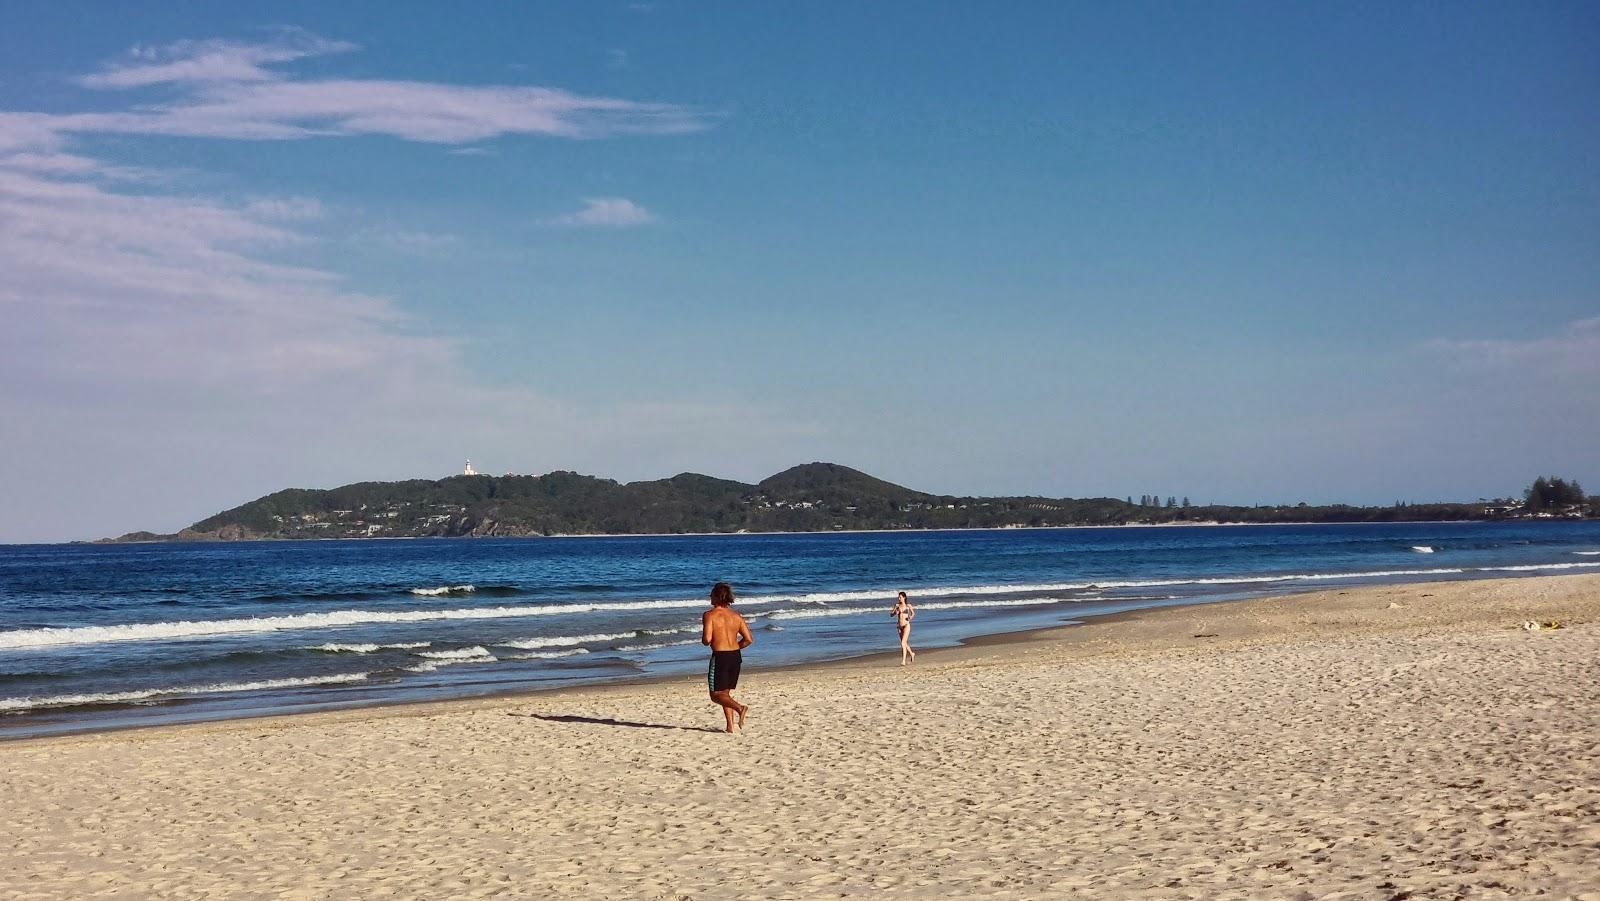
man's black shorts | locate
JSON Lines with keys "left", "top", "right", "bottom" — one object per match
{"left": 708, "top": 649, "right": 741, "bottom": 692}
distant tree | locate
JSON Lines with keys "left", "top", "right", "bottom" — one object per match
{"left": 1126, "top": 496, "right": 1133, "bottom": 505}
{"left": 1525, "top": 476, "right": 1585, "bottom": 511}
{"left": 1181, "top": 496, "right": 1190, "bottom": 508}
{"left": 1166, "top": 496, "right": 1177, "bottom": 508}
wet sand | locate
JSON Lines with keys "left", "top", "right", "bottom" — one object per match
{"left": 5, "top": 574, "right": 1598, "bottom": 898}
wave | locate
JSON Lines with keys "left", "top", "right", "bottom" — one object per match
{"left": 1411, "top": 546, "right": 1435, "bottom": 553}
{"left": 495, "top": 632, "right": 634, "bottom": 651}
{"left": 765, "top": 595, "right": 1075, "bottom": 622}
{"left": 0, "top": 673, "right": 371, "bottom": 713}
{"left": 409, "top": 584, "right": 476, "bottom": 596}
{"left": 0, "top": 598, "right": 712, "bottom": 650}
{"left": 765, "top": 606, "right": 876, "bottom": 621}
{"left": 503, "top": 648, "right": 589, "bottom": 661}
{"left": 1575, "top": 551, "right": 1600, "bottom": 556}
{"left": 309, "top": 641, "right": 430, "bottom": 654}
{"left": 1479, "top": 562, "right": 1600, "bottom": 573}
{"left": 416, "top": 646, "right": 494, "bottom": 660}
{"left": 615, "top": 638, "right": 701, "bottom": 653}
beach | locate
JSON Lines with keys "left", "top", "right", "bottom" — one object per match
{"left": 5, "top": 573, "right": 1598, "bottom": 899}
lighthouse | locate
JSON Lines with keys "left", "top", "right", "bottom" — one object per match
{"left": 463, "top": 460, "right": 479, "bottom": 476}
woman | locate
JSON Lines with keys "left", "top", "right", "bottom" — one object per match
{"left": 890, "top": 591, "right": 916, "bottom": 665}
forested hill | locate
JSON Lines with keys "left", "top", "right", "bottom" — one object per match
{"left": 106, "top": 462, "right": 1509, "bottom": 542}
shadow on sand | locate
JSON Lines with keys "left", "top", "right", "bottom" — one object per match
{"left": 508, "top": 712, "right": 722, "bottom": 733}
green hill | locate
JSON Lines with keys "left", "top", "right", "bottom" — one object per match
{"left": 106, "top": 462, "right": 1513, "bottom": 542}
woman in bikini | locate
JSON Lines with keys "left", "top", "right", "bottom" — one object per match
{"left": 890, "top": 590, "right": 915, "bottom": 665}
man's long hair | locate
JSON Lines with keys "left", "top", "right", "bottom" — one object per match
{"left": 710, "top": 582, "right": 734, "bottom": 607}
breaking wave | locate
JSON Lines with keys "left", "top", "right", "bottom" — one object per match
{"left": 502, "top": 649, "right": 590, "bottom": 661}
{"left": 309, "top": 642, "right": 430, "bottom": 654}
{"left": 615, "top": 638, "right": 701, "bottom": 653}
{"left": 0, "top": 673, "right": 371, "bottom": 713}
{"left": 496, "top": 632, "right": 634, "bottom": 651}
{"left": 416, "top": 646, "right": 494, "bottom": 661}
{"left": 409, "top": 584, "right": 476, "bottom": 596}
{"left": 0, "top": 598, "right": 711, "bottom": 650}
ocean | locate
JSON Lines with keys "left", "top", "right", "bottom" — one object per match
{"left": 3, "top": 520, "right": 1598, "bottom": 739}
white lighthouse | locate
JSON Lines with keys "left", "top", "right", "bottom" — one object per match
{"left": 463, "top": 460, "right": 480, "bottom": 476}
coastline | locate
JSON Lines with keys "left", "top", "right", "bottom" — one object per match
{"left": 8, "top": 573, "right": 1597, "bottom": 897}
{"left": 70, "top": 516, "right": 1530, "bottom": 546}
{"left": 7, "top": 571, "right": 1597, "bottom": 747}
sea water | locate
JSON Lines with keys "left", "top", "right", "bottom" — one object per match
{"left": 3, "top": 521, "right": 1599, "bottom": 738}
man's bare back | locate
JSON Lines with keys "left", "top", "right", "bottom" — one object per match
{"left": 702, "top": 606, "right": 751, "bottom": 651}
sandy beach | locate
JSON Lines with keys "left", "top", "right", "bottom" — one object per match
{"left": 5, "top": 573, "right": 1598, "bottom": 899}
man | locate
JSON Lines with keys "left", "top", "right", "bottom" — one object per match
{"left": 701, "top": 581, "right": 752, "bottom": 733}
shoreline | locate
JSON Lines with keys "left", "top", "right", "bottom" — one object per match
{"left": 10, "top": 571, "right": 1596, "bottom": 749}
{"left": 7, "top": 573, "right": 1599, "bottom": 896}
{"left": 64, "top": 516, "right": 1531, "bottom": 547}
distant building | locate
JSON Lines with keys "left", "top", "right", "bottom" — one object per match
{"left": 463, "top": 460, "right": 479, "bottom": 476}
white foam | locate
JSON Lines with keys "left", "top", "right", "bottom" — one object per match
{"left": 1480, "top": 562, "right": 1600, "bottom": 573}
{"left": 1411, "top": 546, "right": 1435, "bottom": 553}
{"left": 615, "top": 638, "right": 701, "bottom": 652}
{"left": 416, "top": 646, "right": 494, "bottom": 660}
{"left": 765, "top": 606, "right": 870, "bottom": 621}
{"left": 502, "top": 649, "right": 589, "bottom": 661}
{"left": 495, "top": 632, "right": 633, "bottom": 651}
{"left": 309, "top": 642, "right": 430, "bottom": 654}
{"left": 1574, "top": 551, "right": 1600, "bottom": 556}
{"left": 0, "top": 673, "right": 371, "bottom": 713}
{"left": 409, "top": 584, "right": 476, "bottom": 596}
{"left": 0, "top": 598, "right": 710, "bottom": 650}
{"left": 766, "top": 596, "right": 1071, "bottom": 622}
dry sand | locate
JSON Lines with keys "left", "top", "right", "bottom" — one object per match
{"left": 4, "top": 574, "right": 1599, "bottom": 899}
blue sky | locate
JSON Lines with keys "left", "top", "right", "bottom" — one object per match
{"left": 2, "top": 2, "right": 1596, "bottom": 542}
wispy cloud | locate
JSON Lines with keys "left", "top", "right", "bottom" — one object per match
{"left": 1424, "top": 317, "right": 1600, "bottom": 377}
{"left": 79, "top": 29, "right": 358, "bottom": 89}
{"left": 549, "top": 196, "right": 657, "bottom": 227}
{"left": 0, "top": 30, "right": 711, "bottom": 153}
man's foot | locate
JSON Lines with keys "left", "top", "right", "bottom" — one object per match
{"left": 737, "top": 704, "right": 750, "bottom": 728}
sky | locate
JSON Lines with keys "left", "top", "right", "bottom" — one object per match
{"left": 1, "top": 2, "right": 1597, "bottom": 543}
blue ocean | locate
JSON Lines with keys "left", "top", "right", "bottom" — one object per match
{"left": 3, "top": 521, "right": 1599, "bottom": 739}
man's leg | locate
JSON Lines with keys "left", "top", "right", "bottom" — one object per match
{"left": 709, "top": 689, "right": 738, "bottom": 732}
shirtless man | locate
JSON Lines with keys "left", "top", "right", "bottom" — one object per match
{"left": 701, "top": 581, "right": 752, "bottom": 733}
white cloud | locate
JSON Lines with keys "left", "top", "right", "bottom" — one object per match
{"left": 1424, "top": 317, "right": 1600, "bottom": 377}
{"left": 79, "top": 30, "right": 358, "bottom": 88}
{"left": 0, "top": 32, "right": 710, "bottom": 155}
{"left": 550, "top": 196, "right": 657, "bottom": 227}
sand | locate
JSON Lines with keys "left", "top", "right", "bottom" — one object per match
{"left": 4, "top": 574, "right": 1599, "bottom": 899}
